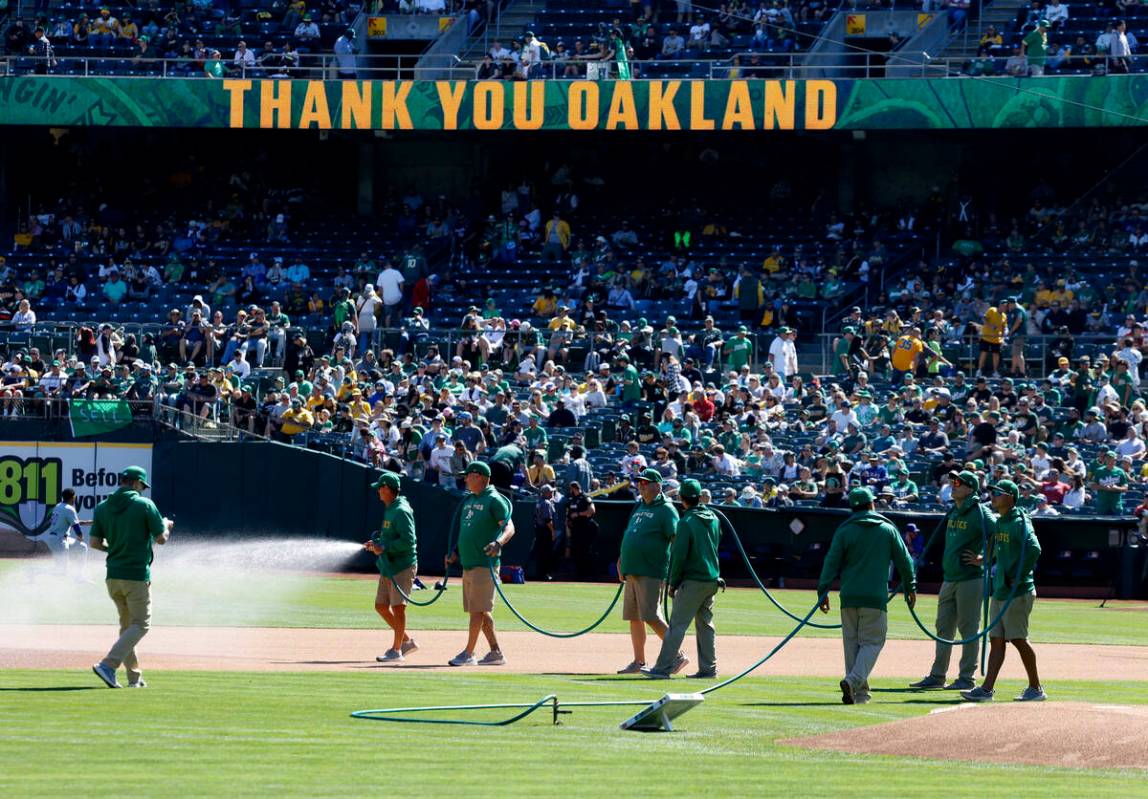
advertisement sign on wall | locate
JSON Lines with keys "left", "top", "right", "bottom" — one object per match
{"left": 0, "top": 442, "right": 153, "bottom": 538}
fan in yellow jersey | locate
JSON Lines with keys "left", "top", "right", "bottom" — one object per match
{"left": 890, "top": 327, "right": 924, "bottom": 381}
{"left": 977, "top": 305, "right": 1007, "bottom": 378}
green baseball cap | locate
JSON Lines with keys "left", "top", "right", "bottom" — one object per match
{"left": 679, "top": 478, "right": 702, "bottom": 499}
{"left": 463, "top": 461, "right": 491, "bottom": 477}
{"left": 991, "top": 480, "right": 1019, "bottom": 499}
{"left": 371, "top": 471, "right": 401, "bottom": 491}
{"left": 635, "top": 468, "right": 663, "bottom": 484}
{"left": 948, "top": 470, "right": 980, "bottom": 492}
{"left": 848, "top": 487, "right": 875, "bottom": 509}
{"left": 120, "top": 465, "right": 149, "bottom": 488}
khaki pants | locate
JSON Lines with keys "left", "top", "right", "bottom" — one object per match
{"left": 102, "top": 578, "right": 152, "bottom": 684}
{"left": 841, "top": 607, "right": 887, "bottom": 703}
{"left": 653, "top": 579, "right": 718, "bottom": 674}
{"left": 928, "top": 578, "right": 984, "bottom": 682}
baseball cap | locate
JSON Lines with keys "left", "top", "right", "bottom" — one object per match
{"left": 948, "top": 469, "right": 980, "bottom": 492}
{"left": 848, "top": 487, "right": 875, "bottom": 509}
{"left": 679, "top": 478, "right": 702, "bottom": 499}
{"left": 120, "top": 465, "right": 150, "bottom": 487}
{"left": 463, "top": 461, "right": 491, "bottom": 477}
{"left": 905, "top": 523, "right": 919, "bottom": 533}
{"left": 635, "top": 468, "right": 663, "bottom": 484}
{"left": 371, "top": 471, "right": 401, "bottom": 491}
{"left": 991, "top": 480, "right": 1020, "bottom": 500}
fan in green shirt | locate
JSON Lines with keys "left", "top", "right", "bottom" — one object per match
{"left": 1022, "top": 21, "right": 1048, "bottom": 70}
{"left": 724, "top": 327, "right": 754, "bottom": 370}
{"left": 618, "top": 355, "right": 641, "bottom": 403}
{"left": 1089, "top": 451, "right": 1129, "bottom": 514}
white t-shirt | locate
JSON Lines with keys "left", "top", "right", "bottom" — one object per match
{"left": 376, "top": 268, "right": 404, "bottom": 306}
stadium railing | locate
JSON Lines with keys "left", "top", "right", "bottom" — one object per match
{"left": 1, "top": 51, "right": 1051, "bottom": 80}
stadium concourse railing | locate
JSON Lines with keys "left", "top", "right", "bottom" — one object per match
{"left": 2, "top": 51, "right": 1014, "bottom": 80}
{"left": 817, "top": 332, "right": 1125, "bottom": 378}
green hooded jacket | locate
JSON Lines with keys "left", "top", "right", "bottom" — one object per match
{"left": 372, "top": 495, "right": 417, "bottom": 575}
{"left": 90, "top": 487, "right": 166, "bottom": 581}
{"left": 817, "top": 510, "right": 916, "bottom": 611}
{"left": 668, "top": 505, "right": 721, "bottom": 586}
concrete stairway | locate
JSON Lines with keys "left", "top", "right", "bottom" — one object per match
{"left": 935, "top": 0, "right": 1029, "bottom": 63}
{"left": 458, "top": 0, "right": 543, "bottom": 62}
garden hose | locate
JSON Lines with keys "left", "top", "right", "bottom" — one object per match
{"left": 350, "top": 594, "right": 831, "bottom": 726}
{"left": 375, "top": 502, "right": 463, "bottom": 608}
{"left": 710, "top": 507, "right": 843, "bottom": 630}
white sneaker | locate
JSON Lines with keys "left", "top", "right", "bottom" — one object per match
{"left": 616, "top": 660, "right": 644, "bottom": 674}
{"left": 960, "top": 686, "right": 995, "bottom": 702}
{"left": 478, "top": 650, "right": 506, "bottom": 666}
{"left": 448, "top": 651, "right": 477, "bottom": 667}
{"left": 400, "top": 639, "right": 419, "bottom": 655}
{"left": 92, "top": 663, "right": 121, "bottom": 689}
{"left": 1015, "top": 686, "right": 1047, "bottom": 702}
{"left": 376, "top": 649, "right": 403, "bottom": 663}
{"left": 126, "top": 679, "right": 147, "bottom": 688}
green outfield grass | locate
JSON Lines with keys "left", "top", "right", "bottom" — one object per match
{"left": 5, "top": 560, "right": 1146, "bottom": 646}
{"left": 0, "top": 670, "right": 1143, "bottom": 797}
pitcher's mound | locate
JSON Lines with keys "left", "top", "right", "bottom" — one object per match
{"left": 782, "top": 702, "right": 1148, "bottom": 770}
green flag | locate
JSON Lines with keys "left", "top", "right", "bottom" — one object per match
{"left": 69, "top": 399, "right": 133, "bottom": 438}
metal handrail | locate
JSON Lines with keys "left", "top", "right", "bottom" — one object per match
{"left": 3, "top": 50, "right": 1120, "bottom": 80}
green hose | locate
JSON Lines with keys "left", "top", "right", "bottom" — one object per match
{"left": 350, "top": 593, "right": 831, "bottom": 725}
{"left": 375, "top": 501, "right": 464, "bottom": 607}
{"left": 492, "top": 572, "right": 625, "bottom": 638}
{"left": 710, "top": 507, "right": 842, "bottom": 630}
{"left": 899, "top": 523, "right": 1029, "bottom": 647}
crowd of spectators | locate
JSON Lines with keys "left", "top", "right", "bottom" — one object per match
{"left": 5, "top": 148, "right": 1148, "bottom": 523}
{"left": 964, "top": 1, "right": 1143, "bottom": 76}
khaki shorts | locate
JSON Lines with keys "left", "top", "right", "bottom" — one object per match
{"left": 375, "top": 566, "right": 416, "bottom": 607}
{"left": 622, "top": 575, "right": 666, "bottom": 623}
{"left": 989, "top": 592, "right": 1034, "bottom": 640}
{"left": 462, "top": 566, "right": 497, "bottom": 614}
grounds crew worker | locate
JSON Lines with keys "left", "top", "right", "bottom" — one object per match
{"left": 961, "top": 480, "right": 1045, "bottom": 702}
{"left": 365, "top": 471, "right": 419, "bottom": 663}
{"left": 643, "top": 479, "right": 720, "bottom": 679}
{"left": 910, "top": 469, "right": 991, "bottom": 691}
{"left": 90, "top": 466, "right": 172, "bottom": 689}
{"left": 818, "top": 487, "right": 916, "bottom": 705}
{"left": 615, "top": 468, "right": 682, "bottom": 675}
{"left": 445, "top": 461, "right": 515, "bottom": 667}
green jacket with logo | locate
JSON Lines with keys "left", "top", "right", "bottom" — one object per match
{"left": 818, "top": 510, "right": 916, "bottom": 611}
{"left": 941, "top": 496, "right": 994, "bottom": 583}
{"left": 91, "top": 487, "right": 166, "bottom": 581}
{"left": 372, "top": 495, "right": 417, "bottom": 575}
{"left": 991, "top": 507, "right": 1041, "bottom": 600}
{"left": 668, "top": 505, "right": 721, "bottom": 586}
{"left": 619, "top": 494, "right": 679, "bottom": 579}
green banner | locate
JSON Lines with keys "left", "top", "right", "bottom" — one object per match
{"left": 2, "top": 76, "right": 1147, "bottom": 130}
{"left": 69, "top": 399, "right": 133, "bottom": 438}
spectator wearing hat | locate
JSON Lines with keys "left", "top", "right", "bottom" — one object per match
{"left": 961, "top": 480, "right": 1045, "bottom": 702}
{"left": 564, "top": 480, "right": 598, "bottom": 579}
{"left": 531, "top": 484, "right": 558, "bottom": 581}
{"left": 890, "top": 326, "right": 925, "bottom": 382}
{"left": 818, "top": 487, "right": 916, "bottom": 705}
{"left": 445, "top": 461, "right": 515, "bottom": 667}
{"left": 1022, "top": 18, "right": 1050, "bottom": 76}
{"left": 616, "top": 468, "right": 682, "bottom": 675}
{"left": 365, "top": 471, "right": 419, "bottom": 662}
{"left": 643, "top": 478, "right": 721, "bottom": 680}
{"left": 768, "top": 326, "right": 798, "bottom": 379}
{"left": 910, "top": 470, "right": 990, "bottom": 692}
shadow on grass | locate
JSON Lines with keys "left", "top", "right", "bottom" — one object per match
{"left": 0, "top": 686, "right": 101, "bottom": 692}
